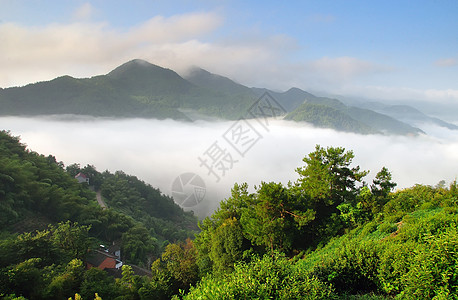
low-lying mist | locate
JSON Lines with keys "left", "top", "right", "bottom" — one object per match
{"left": 1, "top": 115, "right": 457, "bottom": 218}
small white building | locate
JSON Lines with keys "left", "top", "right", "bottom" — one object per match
{"left": 75, "top": 172, "right": 89, "bottom": 184}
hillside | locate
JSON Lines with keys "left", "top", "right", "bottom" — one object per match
{"left": 0, "top": 60, "right": 255, "bottom": 120}
{"left": 1, "top": 132, "right": 457, "bottom": 299}
{"left": 285, "top": 97, "right": 423, "bottom": 135}
{"left": 0, "top": 130, "right": 197, "bottom": 262}
{"left": 182, "top": 147, "right": 458, "bottom": 300}
{"left": 284, "top": 102, "right": 377, "bottom": 134}
{"left": 368, "top": 103, "right": 458, "bottom": 130}
{"left": 0, "top": 59, "right": 435, "bottom": 136}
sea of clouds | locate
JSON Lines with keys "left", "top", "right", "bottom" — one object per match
{"left": 1, "top": 115, "right": 457, "bottom": 218}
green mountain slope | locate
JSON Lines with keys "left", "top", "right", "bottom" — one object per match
{"left": 284, "top": 102, "right": 377, "bottom": 134}
{"left": 376, "top": 104, "right": 458, "bottom": 130}
{"left": 285, "top": 94, "right": 423, "bottom": 135}
{"left": 183, "top": 145, "right": 458, "bottom": 300}
{"left": 185, "top": 67, "right": 254, "bottom": 97}
{"left": 0, "top": 130, "right": 197, "bottom": 262}
{"left": 345, "top": 106, "right": 425, "bottom": 135}
{"left": 0, "top": 59, "right": 431, "bottom": 135}
{"left": 0, "top": 60, "right": 255, "bottom": 120}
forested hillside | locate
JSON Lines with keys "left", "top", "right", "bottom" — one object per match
{"left": 1, "top": 131, "right": 457, "bottom": 299}
{"left": 0, "top": 60, "right": 257, "bottom": 120}
{"left": 0, "top": 130, "right": 197, "bottom": 299}
{"left": 0, "top": 59, "right": 445, "bottom": 136}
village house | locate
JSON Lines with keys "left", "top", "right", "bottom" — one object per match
{"left": 85, "top": 243, "right": 152, "bottom": 278}
{"left": 75, "top": 172, "right": 89, "bottom": 184}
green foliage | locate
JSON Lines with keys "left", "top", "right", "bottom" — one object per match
{"left": 300, "top": 202, "right": 458, "bottom": 298}
{"left": 48, "top": 221, "right": 92, "bottom": 260}
{"left": 0, "top": 59, "right": 257, "bottom": 120}
{"left": 285, "top": 102, "right": 376, "bottom": 134}
{"left": 4, "top": 258, "right": 44, "bottom": 299}
{"left": 195, "top": 146, "right": 371, "bottom": 277}
{"left": 100, "top": 170, "right": 198, "bottom": 247}
{"left": 310, "top": 239, "right": 381, "bottom": 294}
{"left": 294, "top": 145, "right": 368, "bottom": 245}
{"left": 0, "top": 131, "right": 199, "bottom": 298}
{"left": 146, "top": 239, "right": 199, "bottom": 299}
{"left": 46, "top": 259, "right": 85, "bottom": 299}
{"left": 184, "top": 253, "right": 336, "bottom": 300}
{"left": 122, "top": 225, "right": 157, "bottom": 265}
{"left": 0, "top": 222, "right": 94, "bottom": 299}
{"left": 80, "top": 268, "right": 119, "bottom": 300}
{"left": 2, "top": 131, "right": 458, "bottom": 299}
{"left": 0, "top": 130, "right": 98, "bottom": 227}
{"left": 207, "top": 217, "right": 245, "bottom": 275}
{"left": 115, "top": 264, "right": 148, "bottom": 300}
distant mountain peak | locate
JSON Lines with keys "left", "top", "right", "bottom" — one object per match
{"left": 108, "top": 59, "right": 171, "bottom": 79}
{"left": 184, "top": 66, "right": 254, "bottom": 96}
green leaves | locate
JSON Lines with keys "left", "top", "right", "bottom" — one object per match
{"left": 184, "top": 253, "right": 336, "bottom": 300}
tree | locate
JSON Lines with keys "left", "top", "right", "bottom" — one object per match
{"left": 294, "top": 145, "right": 368, "bottom": 243}
{"left": 296, "top": 145, "right": 368, "bottom": 205}
{"left": 66, "top": 163, "right": 81, "bottom": 178}
{"left": 49, "top": 221, "right": 92, "bottom": 260}
{"left": 161, "top": 239, "right": 199, "bottom": 290}
{"left": 371, "top": 167, "right": 397, "bottom": 207}
{"left": 4, "top": 258, "right": 44, "bottom": 299}
{"left": 46, "top": 259, "right": 85, "bottom": 299}
{"left": 194, "top": 183, "right": 253, "bottom": 275}
{"left": 122, "top": 225, "right": 157, "bottom": 264}
{"left": 208, "top": 217, "right": 245, "bottom": 274}
{"left": 241, "top": 182, "right": 315, "bottom": 253}
{"left": 81, "top": 165, "right": 103, "bottom": 189}
{"left": 80, "top": 268, "right": 118, "bottom": 300}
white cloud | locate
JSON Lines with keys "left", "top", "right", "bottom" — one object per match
{"left": 1, "top": 116, "right": 457, "bottom": 217}
{"left": 73, "top": 3, "right": 94, "bottom": 21}
{"left": 0, "top": 9, "right": 456, "bottom": 113}
{"left": 0, "top": 12, "right": 224, "bottom": 87}
{"left": 435, "top": 58, "right": 457, "bottom": 67}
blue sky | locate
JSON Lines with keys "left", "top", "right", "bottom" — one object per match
{"left": 1, "top": 0, "right": 457, "bottom": 104}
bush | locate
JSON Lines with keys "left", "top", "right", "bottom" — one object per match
{"left": 310, "top": 239, "right": 380, "bottom": 294}
{"left": 183, "top": 253, "right": 336, "bottom": 299}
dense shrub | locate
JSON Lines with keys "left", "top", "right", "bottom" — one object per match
{"left": 183, "top": 254, "right": 336, "bottom": 300}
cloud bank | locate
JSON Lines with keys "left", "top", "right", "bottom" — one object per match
{"left": 1, "top": 116, "right": 457, "bottom": 217}
{"left": 2, "top": 5, "right": 457, "bottom": 106}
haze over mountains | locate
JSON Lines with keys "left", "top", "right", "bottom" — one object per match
{"left": 0, "top": 59, "right": 455, "bottom": 136}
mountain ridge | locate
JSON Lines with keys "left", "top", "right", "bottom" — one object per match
{"left": 0, "top": 59, "right": 445, "bottom": 135}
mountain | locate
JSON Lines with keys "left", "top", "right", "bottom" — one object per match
{"left": 367, "top": 104, "right": 458, "bottom": 130}
{"left": 345, "top": 106, "right": 424, "bottom": 135}
{"left": 284, "top": 102, "right": 377, "bottom": 134}
{"left": 279, "top": 90, "right": 423, "bottom": 135}
{"left": 336, "top": 96, "right": 458, "bottom": 131}
{"left": 185, "top": 66, "right": 254, "bottom": 97}
{"left": 0, "top": 59, "right": 429, "bottom": 135}
{"left": 0, "top": 60, "right": 188, "bottom": 119}
{"left": 0, "top": 60, "right": 256, "bottom": 120}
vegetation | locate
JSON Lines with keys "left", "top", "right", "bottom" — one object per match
{"left": 0, "top": 130, "right": 197, "bottom": 298}
{"left": 0, "top": 60, "right": 257, "bottom": 121}
{"left": 285, "top": 101, "right": 423, "bottom": 135}
{"left": 0, "top": 59, "right": 430, "bottom": 135}
{"left": 1, "top": 130, "right": 457, "bottom": 299}
{"left": 285, "top": 102, "right": 376, "bottom": 134}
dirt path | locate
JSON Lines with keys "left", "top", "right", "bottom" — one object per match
{"left": 96, "top": 190, "right": 107, "bottom": 209}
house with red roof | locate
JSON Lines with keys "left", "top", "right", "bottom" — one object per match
{"left": 75, "top": 172, "right": 89, "bottom": 184}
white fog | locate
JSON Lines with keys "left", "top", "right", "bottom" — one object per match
{"left": 1, "top": 116, "right": 457, "bottom": 218}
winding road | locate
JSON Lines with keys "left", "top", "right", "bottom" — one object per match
{"left": 96, "top": 190, "right": 107, "bottom": 209}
